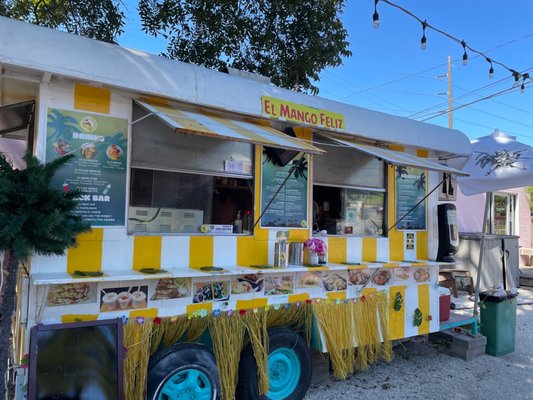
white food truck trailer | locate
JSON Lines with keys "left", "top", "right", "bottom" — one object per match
{"left": 0, "top": 16, "right": 473, "bottom": 400}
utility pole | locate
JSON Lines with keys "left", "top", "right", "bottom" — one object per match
{"left": 447, "top": 56, "right": 452, "bottom": 129}
{"left": 437, "top": 56, "right": 453, "bottom": 128}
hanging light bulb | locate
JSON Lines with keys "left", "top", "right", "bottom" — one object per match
{"left": 461, "top": 41, "right": 468, "bottom": 65}
{"left": 373, "top": 0, "right": 380, "bottom": 28}
{"left": 420, "top": 21, "right": 427, "bottom": 50}
{"left": 486, "top": 58, "right": 494, "bottom": 78}
{"left": 520, "top": 74, "right": 528, "bottom": 93}
{"left": 512, "top": 70, "right": 520, "bottom": 87}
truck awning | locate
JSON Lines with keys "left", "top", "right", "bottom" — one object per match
{"left": 326, "top": 137, "right": 468, "bottom": 176}
{"left": 135, "top": 100, "right": 324, "bottom": 155}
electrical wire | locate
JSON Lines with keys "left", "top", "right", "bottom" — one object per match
{"left": 376, "top": 0, "right": 533, "bottom": 84}
{"left": 408, "top": 66, "right": 533, "bottom": 122}
{"left": 420, "top": 81, "right": 533, "bottom": 122}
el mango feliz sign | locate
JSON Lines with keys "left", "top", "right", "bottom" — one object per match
{"left": 262, "top": 96, "right": 345, "bottom": 130}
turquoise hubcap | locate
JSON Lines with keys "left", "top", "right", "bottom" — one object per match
{"left": 158, "top": 369, "right": 212, "bottom": 400}
{"left": 267, "top": 348, "right": 301, "bottom": 400}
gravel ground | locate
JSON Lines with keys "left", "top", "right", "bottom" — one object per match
{"left": 305, "top": 287, "right": 533, "bottom": 400}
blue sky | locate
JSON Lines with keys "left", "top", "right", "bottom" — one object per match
{"left": 118, "top": 0, "right": 533, "bottom": 147}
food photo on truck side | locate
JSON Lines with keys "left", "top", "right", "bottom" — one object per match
{"left": 0, "top": 16, "right": 475, "bottom": 400}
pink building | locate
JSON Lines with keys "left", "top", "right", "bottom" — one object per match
{"left": 456, "top": 186, "right": 531, "bottom": 266}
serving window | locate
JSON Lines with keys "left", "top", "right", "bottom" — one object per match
{"left": 313, "top": 139, "right": 386, "bottom": 236}
{"left": 128, "top": 104, "right": 254, "bottom": 235}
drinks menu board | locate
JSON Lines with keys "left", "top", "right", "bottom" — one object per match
{"left": 46, "top": 108, "right": 128, "bottom": 226}
{"left": 260, "top": 152, "right": 308, "bottom": 228}
{"left": 395, "top": 166, "right": 427, "bottom": 230}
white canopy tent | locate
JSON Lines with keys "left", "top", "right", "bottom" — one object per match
{"left": 457, "top": 129, "right": 533, "bottom": 314}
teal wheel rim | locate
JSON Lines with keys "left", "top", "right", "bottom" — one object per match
{"left": 267, "top": 348, "right": 301, "bottom": 400}
{"left": 158, "top": 368, "right": 212, "bottom": 400}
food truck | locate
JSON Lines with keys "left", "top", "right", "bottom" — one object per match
{"left": 0, "top": 16, "right": 473, "bottom": 400}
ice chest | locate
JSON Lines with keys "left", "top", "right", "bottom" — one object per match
{"left": 439, "top": 287, "right": 451, "bottom": 322}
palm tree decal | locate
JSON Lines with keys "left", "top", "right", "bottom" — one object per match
{"left": 47, "top": 109, "right": 78, "bottom": 141}
{"left": 475, "top": 149, "right": 528, "bottom": 175}
{"left": 413, "top": 172, "right": 426, "bottom": 191}
{"left": 104, "top": 132, "right": 128, "bottom": 148}
{"left": 396, "top": 166, "right": 408, "bottom": 180}
{"left": 291, "top": 157, "right": 308, "bottom": 180}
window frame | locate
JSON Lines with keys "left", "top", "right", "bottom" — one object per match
{"left": 311, "top": 147, "right": 388, "bottom": 237}
{"left": 490, "top": 192, "right": 517, "bottom": 235}
{"left": 128, "top": 117, "right": 256, "bottom": 236}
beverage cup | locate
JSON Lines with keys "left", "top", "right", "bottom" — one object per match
{"left": 117, "top": 292, "right": 131, "bottom": 309}
{"left": 131, "top": 290, "right": 146, "bottom": 308}
{"left": 102, "top": 292, "right": 118, "bottom": 310}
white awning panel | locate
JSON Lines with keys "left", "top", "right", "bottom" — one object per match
{"left": 135, "top": 100, "right": 324, "bottom": 155}
{"left": 329, "top": 137, "right": 468, "bottom": 176}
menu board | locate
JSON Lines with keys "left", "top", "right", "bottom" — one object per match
{"left": 260, "top": 152, "right": 308, "bottom": 228}
{"left": 29, "top": 319, "right": 123, "bottom": 400}
{"left": 46, "top": 108, "right": 128, "bottom": 226}
{"left": 395, "top": 166, "right": 427, "bottom": 230}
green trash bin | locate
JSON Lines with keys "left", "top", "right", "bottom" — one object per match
{"left": 479, "top": 291, "right": 518, "bottom": 356}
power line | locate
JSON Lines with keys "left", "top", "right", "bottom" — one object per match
{"left": 419, "top": 82, "right": 532, "bottom": 122}
{"left": 408, "top": 66, "right": 533, "bottom": 120}
{"left": 452, "top": 117, "right": 533, "bottom": 142}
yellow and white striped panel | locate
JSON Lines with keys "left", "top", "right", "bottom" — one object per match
{"left": 321, "top": 236, "right": 390, "bottom": 264}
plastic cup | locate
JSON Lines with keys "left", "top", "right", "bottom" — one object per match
{"left": 117, "top": 292, "right": 131, "bottom": 309}
{"left": 102, "top": 292, "right": 118, "bottom": 310}
{"left": 131, "top": 290, "right": 146, "bottom": 308}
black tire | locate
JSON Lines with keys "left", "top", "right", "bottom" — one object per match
{"left": 236, "top": 327, "right": 312, "bottom": 400}
{"left": 146, "top": 343, "right": 220, "bottom": 400}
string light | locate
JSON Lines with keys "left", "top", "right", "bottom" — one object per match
{"left": 375, "top": 0, "right": 533, "bottom": 87}
{"left": 420, "top": 20, "right": 427, "bottom": 50}
{"left": 486, "top": 57, "right": 494, "bottom": 78}
{"left": 521, "top": 73, "right": 530, "bottom": 93}
{"left": 461, "top": 41, "right": 468, "bottom": 65}
{"left": 511, "top": 70, "right": 520, "bottom": 87}
{"left": 373, "top": 0, "right": 380, "bottom": 28}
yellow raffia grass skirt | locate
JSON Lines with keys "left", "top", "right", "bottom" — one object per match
{"left": 123, "top": 293, "right": 392, "bottom": 400}
{"left": 313, "top": 291, "right": 392, "bottom": 379}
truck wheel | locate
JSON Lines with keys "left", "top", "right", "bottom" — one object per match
{"left": 146, "top": 343, "right": 220, "bottom": 400}
{"left": 237, "top": 327, "right": 312, "bottom": 400}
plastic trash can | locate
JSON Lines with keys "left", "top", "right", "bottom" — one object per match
{"left": 479, "top": 291, "right": 518, "bottom": 356}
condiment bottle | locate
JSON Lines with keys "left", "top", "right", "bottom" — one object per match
{"left": 243, "top": 210, "right": 253, "bottom": 234}
{"left": 234, "top": 210, "right": 242, "bottom": 234}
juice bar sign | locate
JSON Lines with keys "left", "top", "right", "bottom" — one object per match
{"left": 262, "top": 96, "right": 345, "bottom": 131}
{"left": 46, "top": 108, "right": 128, "bottom": 226}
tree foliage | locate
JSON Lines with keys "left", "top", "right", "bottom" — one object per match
{"left": 0, "top": 152, "right": 91, "bottom": 260}
{"left": 1, "top": 0, "right": 125, "bottom": 43}
{"left": 139, "top": 0, "right": 352, "bottom": 94}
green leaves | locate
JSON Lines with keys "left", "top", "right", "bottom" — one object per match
{"left": 0, "top": 152, "right": 92, "bottom": 261}
{"left": 413, "top": 308, "right": 423, "bottom": 327}
{"left": 393, "top": 292, "right": 403, "bottom": 312}
{"left": 2, "top": 0, "right": 125, "bottom": 43}
{"left": 139, "top": 0, "right": 352, "bottom": 94}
